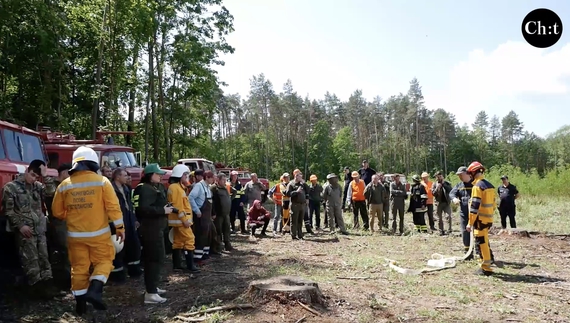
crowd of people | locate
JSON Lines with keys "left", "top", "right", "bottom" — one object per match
{"left": 1, "top": 149, "right": 521, "bottom": 316}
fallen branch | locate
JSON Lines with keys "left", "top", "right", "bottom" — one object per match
{"left": 295, "top": 315, "right": 307, "bottom": 323}
{"left": 309, "top": 253, "right": 327, "bottom": 256}
{"left": 175, "top": 316, "right": 208, "bottom": 322}
{"left": 183, "top": 304, "right": 254, "bottom": 317}
{"left": 297, "top": 300, "right": 321, "bottom": 316}
{"left": 204, "top": 270, "right": 240, "bottom": 275}
{"left": 337, "top": 276, "right": 371, "bottom": 280}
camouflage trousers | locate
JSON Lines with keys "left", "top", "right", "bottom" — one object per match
{"left": 16, "top": 232, "right": 52, "bottom": 286}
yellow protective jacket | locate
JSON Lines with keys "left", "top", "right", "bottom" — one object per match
{"left": 51, "top": 170, "right": 124, "bottom": 239}
{"left": 167, "top": 182, "right": 193, "bottom": 227}
{"left": 468, "top": 175, "right": 497, "bottom": 229}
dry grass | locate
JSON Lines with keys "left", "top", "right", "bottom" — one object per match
{"left": 1, "top": 196, "right": 569, "bottom": 323}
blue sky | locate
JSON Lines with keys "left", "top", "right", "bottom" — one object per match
{"left": 214, "top": 0, "right": 570, "bottom": 138}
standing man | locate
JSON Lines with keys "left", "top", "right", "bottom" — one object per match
{"left": 188, "top": 170, "right": 216, "bottom": 263}
{"left": 228, "top": 171, "right": 247, "bottom": 234}
{"left": 285, "top": 172, "right": 309, "bottom": 240}
{"left": 347, "top": 171, "right": 368, "bottom": 230}
{"left": 3, "top": 160, "right": 58, "bottom": 298}
{"left": 390, "top": 174, "right": 407, "bottom": 235}
{"left": 408, "top": 175, "right": 428, "bottom": 233}
{"left": 357, "top": 160, "right": 376, "bottom": 186}
{"left": 449, "top": 166, "right": 474, "bottom": 259}
{"left": 244, "top": 173, "right": 266, "bottom": 209}
{"left": 465, "top": 161, "right": 496, "bottom": 276}
{"left": 378, "top": 173, "right": 390, "bottom": 229}
{"left": 364, "top": 175, "right": 386, "bottom": 233}
{"left": 431, "top": 171, "right": 453, "bottom": 236}
{"left": 211, "top": 173, "right": 234, "bottom": 252}
{"left": 51, "top": 147, "right": 125, "bottom": 313}
{"left": 498, "top": 175, "right": 520, "bottom": 230}
{"left": 308, "top": 175, "right": 323, "bottom": 230}
{"left": 268, "top": 175, "right": 284, "bottom": 235}
{"left": 341, "top": 167, "right": 351, "bottom": 211}
{"left": 45, "top": 163, "right": 72, "bottom": 290}
{"left": 292, "top": 168, "right": 314, "bottom": 234}
{"left": 420, "top": 172, "right": 436, "bottom": 231}
{"left": 321, "top": 174, "right": 348, "bottom": 235}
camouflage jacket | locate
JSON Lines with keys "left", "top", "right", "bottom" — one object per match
{"left": 2, "top": 174, "right": 56, "bottom": 234}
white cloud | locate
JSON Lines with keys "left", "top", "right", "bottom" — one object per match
{"left": 424, "top": 41, "right": 570, "bottom": 132}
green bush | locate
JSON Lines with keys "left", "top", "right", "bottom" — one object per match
{"left": 446, "top": 164, "right": 570, "bottom": 197}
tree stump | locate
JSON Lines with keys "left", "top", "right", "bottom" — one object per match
{"left": 496, "top": 228, "right": 530, "bottom": 238}
{"left": 247, "top": 276, "right": 324, "bottom": 305}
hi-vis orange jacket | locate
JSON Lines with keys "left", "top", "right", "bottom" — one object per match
{"left": 52, "top": 170, "right": 124, "bottom": 240}
{"left": 348, "top": 180, "right": 366, "bottom": 202}
{"left": 167, "top": 182, "right": 193, "bottom": 227}
{"left": 421, "top": 180, "right": 434, "bottom": 204}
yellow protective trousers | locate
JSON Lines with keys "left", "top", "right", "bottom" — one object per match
{"left": 172, "top": 226, "right": 195, "bottom": 250}
{"left": 68, "top": 236, "right": 115, "bottom": 297}
{"left": 474, "top": 228, "right": 493, "bottom": 272}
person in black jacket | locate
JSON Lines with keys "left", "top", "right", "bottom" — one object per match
{"left": 498, "top": 175, "right": 520, "bottom": 229}
{"left": 229, "top": 171, "right": 248, "bottom": 234}
{"left": 133, "top": 164, "right": 172, "bottom": 304}
{"left": 357, "top": 160, "right": 377, "bottom": 186}
{"left": 109, "top": 168, "right": 142, "bottom": 283}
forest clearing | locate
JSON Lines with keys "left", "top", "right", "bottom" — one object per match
{"left": 2, "top": 188, "right": 569, "bottom": 323}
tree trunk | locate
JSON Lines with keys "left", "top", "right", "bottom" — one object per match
{"left": 91, "top": 3, "right": 109, "bottom": 139}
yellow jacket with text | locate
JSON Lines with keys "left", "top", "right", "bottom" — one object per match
{"left": 167, "top": 183, "right": 193, "bottom": 227}
{"left": 51, "top": 170, "right": 124, "bottom": 240}
{"left": 468, "top": 175, "right": 497, "bottom": 229}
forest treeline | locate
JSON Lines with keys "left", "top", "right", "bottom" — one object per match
{"left": 1, "top": 0, "right": 569, "bottom": 181}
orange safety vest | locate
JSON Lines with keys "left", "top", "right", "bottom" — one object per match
{"left": 422, "top": 181, "right": 434, "bottom": 204}
{"left": 225, "top": 182, "right": 231, "bottom": 194}
{"left": 273, "top": 183, "right": 283, "bottom": 205}
{"left": 351, "top": 180, "right": 365, "bottom": 201}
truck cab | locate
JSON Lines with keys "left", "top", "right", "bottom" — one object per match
{"left": 0, "top": 121, "right": 58, "bottom": 282}
{"left": 40, "top": 129, "right": 171, "bottom": 187}
{"left": 174, "top": 158, "right": 217, "bottom": 172}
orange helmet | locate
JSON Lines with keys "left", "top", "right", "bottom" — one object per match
{"left": 309, "top": 175, "right": 317, "bottom": 181}
{"left": 467, "top": 161, "right": 485, "bottom": 173}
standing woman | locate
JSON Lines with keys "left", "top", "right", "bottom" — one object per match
{"left": 167, "top": 164, "right": 200, "bottom": 273}
{"left": 132, "top": 164, "right": 173, "bottom": 304}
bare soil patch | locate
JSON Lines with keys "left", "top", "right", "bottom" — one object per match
{"left": 1, "top": 220, "right": 569, "bottom": 323}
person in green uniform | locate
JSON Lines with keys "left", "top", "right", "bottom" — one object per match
{"left": 132, "top": 164, "right": 173, "bottom": 305}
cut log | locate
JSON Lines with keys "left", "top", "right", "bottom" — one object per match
{"left": 247, "top": 276, "right": 325, "bottom": 305}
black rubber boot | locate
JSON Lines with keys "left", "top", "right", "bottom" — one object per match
{"left": 224, "top": 241, "right": 234, "bottom": 251}
{"left": 75, "top": 295, "right": 87, "bottom": 315}
{"left": 85, "top": 280, "right": 106, "bottom": 310}
{"left": 185, "top": 250, "right": 201, "bottom": 273}
{"left": 108, "top": 269, "right": 127, "bottom": 283}
{"left": 172, "top": 249, "right": 184, "bottom": 270}
{"left": 127, "top": 264, "right": 143, "bottom": 278}
{"left": 305, "top": 225, "right": 314, "bottom": 234}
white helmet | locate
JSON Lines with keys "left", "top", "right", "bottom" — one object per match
{"left": 171, "top": 164, "right": 190, "bottom": 178}
{"left": 168, "top": 228, "right": 174, "bottom": 244}
{"left": 111, "top": 234, "right": 124, "bottom": 254}
{"left": 72, "top": 146, "right": 99, "bottom": 165}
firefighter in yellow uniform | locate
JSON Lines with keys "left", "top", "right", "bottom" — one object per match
{"left": 466, "top": 161, "right": 496, "bottom": 276}
{"left": 167, "top": 164, "right": 200, "bottom": 273}
{"left": 51, "top": 146, "right": 125, "bottom": 315}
